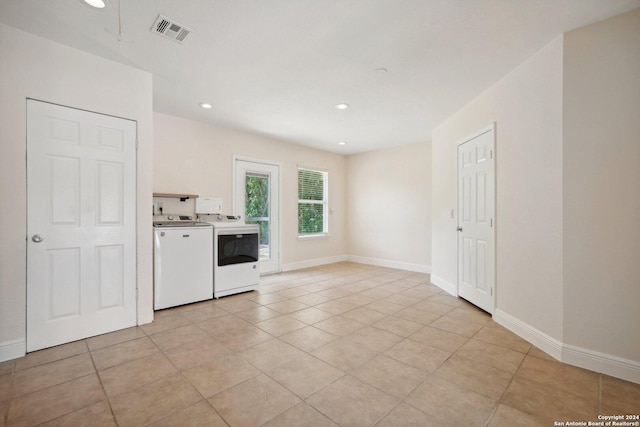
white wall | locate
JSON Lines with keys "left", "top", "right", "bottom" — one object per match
{"left": 432, "top": 36, "right": 565, "bottom": 341}
{"left": 431, "top": 90, "right": 497, "bottom": 293}
{"left": 562, "top": 8, "right": 640, "bottom": 364}
{"left": 153, "top": 113, "right": 348, "bottom": 270}
{"left": 346, "top": 142, "right": 432, "bottom": 272}
{"left": 432, "top": 7, "right": 640, "bottom": 383}
{"left": 0, "top": 24, "right": 154, "bottom": 361}
{"left": 493, "top": 37, "right": 565, "bottom": 341}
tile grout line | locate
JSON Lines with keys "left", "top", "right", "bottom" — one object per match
{"left": 87, "top": 341, "right": 121, "bottom": 427}
{"left": 444, "top": 315, "right": 522, "bottom": 427}
{"left": 8, "top": 349, "right": 106, "bottom": 426}
{"left": 488, "top": 343, "right": 535, "bottom": 425}
{"left": 13, "top": 264, "right": 624, "bottom": 426}
{"left": 352, "top": 290, "right": 479, "bottom": 425}
{"left": 181, "top": 309, "right": 272, "bottom": 427}
{"left": 231, "top": 272, "right": 397, "bottom": 425}
{"left": 206, "top": 294, "right": 326, "bottom": 427}
{"left": 2, "top": 361, "right": 16, "bottom": 427}
{"left": 598, "top": 373, "right": 602, "bottom": 415}
{"left": 115, "top": 320, "right": 229, "bottom": 427}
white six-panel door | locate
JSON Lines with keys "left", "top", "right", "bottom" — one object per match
{"left": 457, "top": 126, "right": 495, "bottom": 314}
{"left": 27, "top": 100, "right": 137, "bottom": 352}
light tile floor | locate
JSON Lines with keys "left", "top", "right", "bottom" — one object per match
{"left": 1, "top": 262, "right": 638, "bottom": 426}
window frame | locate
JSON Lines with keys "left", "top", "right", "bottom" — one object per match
{"left": 297, "top": 166, "right": 329, "bottom": 237}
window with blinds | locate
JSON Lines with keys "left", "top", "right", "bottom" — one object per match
{"left": 298, "top": 167, "right": 328, "bottom": 235}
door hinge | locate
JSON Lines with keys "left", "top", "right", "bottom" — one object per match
{"left": 135, "top": 139, "right": 139, "bottom": 150}
{"left": 490, "top": 149, "right": 493, "bottom": 159}
{"left": 490, "top": 288, "right": 493, "bottom": 296}
{"left": 490, "top": 218, "right": 493, "bottom": 228}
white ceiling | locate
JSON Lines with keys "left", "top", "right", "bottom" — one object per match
{"left": 1, "top": 0, "right": 639, "bottom": 154}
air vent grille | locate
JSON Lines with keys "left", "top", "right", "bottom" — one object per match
{"left": 156, "top": 19, "right": 169, "bottom": 34}
{"left": 151, "top": 15, "right": 191, "bottom": 44}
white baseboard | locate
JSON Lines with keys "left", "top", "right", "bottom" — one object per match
{"left": 0, "top": 338, "right": 26, "bottom": 362}
{"left": 137, "top": 306, "right": 154, "bottom": 326}
{"left": 494, "top": 309, "right": 563, "bottom": 360}
{"left": 283, "top": 255, "right": 431, "bottom": 275}
{"left": 495, "top": 309, "right": 640, "bottom": 384}
{"left": 282, "top": 255, "right": 349, "bottom": 272}
{"left": 430, "top": 274, "right": 457, "bottom": 296}
{"left": 562, "top": 343, "right": 640, "bottom": 384}
{"left": 347, "top": 256, "right": 431, "bottom": 274}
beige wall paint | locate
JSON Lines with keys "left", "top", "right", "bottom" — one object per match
{"left": 433, "top": 7, "right": 640, "bottom": 380}
{"left": 494, "top": 36, "right": 565, "bottom": 340}
{"left": 431, "top": 90, "right": 496, "bottom": 292}
{"left": 153, "top": 113, "right": 348, "bottom": 269}
{"left": 432, "top": 36, "right": 565, "bottom": 339}
{"left": 0, "top": 24, "right": 154, "bottom": 358}
{"left": 346, "top": 142, "right": 432, "bottom": 271}
{"left": 563, "top": 8, "right": 640, "bottom": 362}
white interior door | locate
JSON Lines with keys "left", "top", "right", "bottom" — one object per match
{"left": 457, "top": 126, "right": 495, "bottom": 314}
{"left": 27, "top": 100, "right": 137, "bottom": 352}
{"left": 234, "top": 159, "right": 280, "bottom": 274}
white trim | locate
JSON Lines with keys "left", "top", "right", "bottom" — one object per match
{"left": 348, "top": 255, "right": 431, "bottom": 274}
{"left": 430, "top": 274, "right": 457, "bottom": 296}
{"left": 296, "top": 164, "right": 329, "bottom": 173}
{"left": 0, "top": 338, "right": 26, "bottom": 362}
{"left": 494, "top": 309, "right": 563, "bottom": 360}
{"left": 562, "top": 343, "right": 640, "bottom": 385}
{"left": 457, "top": 123, "right": 495, "bottom": 146}
{"left": 456, "top": 122, "right": 496, "bottom": 314}
{"left": 137, "top": 310, "right": 154, "bottom": 326}
{"left": 233, "top": 155, "right": 282, "bottom": 274}
{"left": 297, "top": 166, "right": 329, "bottom": 236}
{"left": 494, "top": 309, "right": 640, "bottom": 384}
{"left": 282, "top": 255, "right": 430, "bottom": 275}
{"left": 232, "top": 154, "right": 283, "bottom": 215}
{"left": 233, "top": 155, "right": 282, "bottom": 168}
{"left": 282, "top": 255, "right": 349, "bottom": 272}
{"left": 297, "top": 233, "right": 330, "bottom": 240}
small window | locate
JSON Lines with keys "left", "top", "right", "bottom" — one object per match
{"left": 298, "top": 167, "right": 328, "bottom": 235}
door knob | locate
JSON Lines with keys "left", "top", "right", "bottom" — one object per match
{"left": 32, "top": 234, "right": 44, "bottom": 243}
{"left": 456, "top": 227, "right": 463, "bottom": 232}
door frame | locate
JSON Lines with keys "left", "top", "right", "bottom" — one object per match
{"left": 232, "top": 155, "right": 282, "bottom": 274}
{"left": 456, "top": 123, "right": 496, "bottom": 313}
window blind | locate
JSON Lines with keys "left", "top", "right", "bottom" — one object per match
{"left": 298, "top": 167, "right": 328, "bottom": 235}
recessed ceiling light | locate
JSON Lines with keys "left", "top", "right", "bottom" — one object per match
{"left": 338, "top": 141, "right": 347, "bottom": 145}
{"left": 335, "top": 103, "right": 349, "bottom": 110}
{"left": 83, "top": 0, "right": 106, "bottom": 8}
{"left": 199, "top": 103, "right": 212, "bottom": 109}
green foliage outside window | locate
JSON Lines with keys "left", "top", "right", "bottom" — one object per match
{"left": 245, "top": 174, "right": 270, "bottom": 245}
{"left": 298, "top": 168, "right": 327, "bottom": 234}
{"left": 298, "top": 203, "right": 324, "bottom": 234}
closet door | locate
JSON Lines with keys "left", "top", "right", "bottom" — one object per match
{"left": 27, "top": 100, "right": 137, "bottom": 351}
{"left": 458, "top": 125, "right": 495, "bottom": 314}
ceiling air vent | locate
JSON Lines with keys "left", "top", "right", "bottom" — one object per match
{"left": 151, "top": 15, "right": 191, "bottom": 44}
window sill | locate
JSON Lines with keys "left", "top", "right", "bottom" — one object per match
{"left": 298, "top": 233, "right": 330, "bottom": 241}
